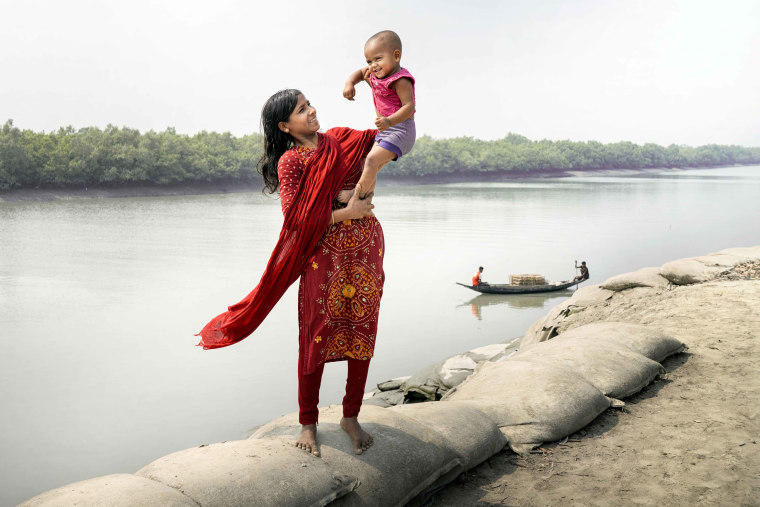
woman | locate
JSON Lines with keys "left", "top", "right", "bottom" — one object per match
{"left": 197, "top": 89, "right": 382, "bottom": 456}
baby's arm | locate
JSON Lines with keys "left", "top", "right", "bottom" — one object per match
{"left": 343, "top": 66, "right": 370, "bottom": 101}
{"left": 374, "top": 78, "right": 415, "bottom": 131}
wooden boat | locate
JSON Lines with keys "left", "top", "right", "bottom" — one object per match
{"left": 457, "top": 279, "right": 582, "bottom": 294}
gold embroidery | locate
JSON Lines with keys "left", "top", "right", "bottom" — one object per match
{"left": 342, "top": 284, "right": 356, "bottom": 298}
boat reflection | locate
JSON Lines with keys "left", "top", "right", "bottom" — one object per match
{"left": 462, "top": 290, "right": 576, "bottom": 320}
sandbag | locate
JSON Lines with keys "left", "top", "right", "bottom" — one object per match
{"left": 716, "top": 245, "right": 760, "bottom": 260}
{"left": 466, "top": 342, "right": 513, "bottom": 362}
{"left": 390, "top": 401, "right": 506, "bottom": 470}
{"left": 520, "top": 284, "right": 615, "bottom": 350}
{"left": 600, "top": 267, "right": 670, "bottom": 291}
{"left": 400, "top": 343, "right": 513, "bottom": 400}
{"left": 565, "top": 284, "right": 616, "bottom": 307}
{"left": 376, "top": 376, "right": 410, "bottom": 392}
{"left": 442, "top": 360, "right": 611, "bottom": 454}
{"left": 659, "top": 258, "right": 722, "bottom": 285}
{"left": 693, "top": 253, "right": 751, "bottom": 268}
{"left": 402, "top": 359, "right": 447, "bottom": 400}
{"left": 252, "top": 405, "right": 462, "bottom": 507}
{"left": 363, "top": 388, "right": 404, "bottom": 407}
{"left": 558, "top": 321, "right": 687, "bottom": 362}
{"left": 512, "top": 333, "right": 665, "bottom": 399}
{"left": 136, "top": 438, "right": 358, "bottom": 507}
{"left": 19, "top": 474, "right": 197, "bottom": 507}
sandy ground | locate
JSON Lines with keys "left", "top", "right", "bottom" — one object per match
{"left": 427, "top": 279, "right": 760, "bottom": 506}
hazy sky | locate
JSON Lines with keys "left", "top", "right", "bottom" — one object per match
{"left": 2, "top": 0, "right": 758, "bottom": 146}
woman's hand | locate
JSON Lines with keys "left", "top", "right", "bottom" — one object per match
{"left": 335, "top": 184, "right": 374, "bottom": 222}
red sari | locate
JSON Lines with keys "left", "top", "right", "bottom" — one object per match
{"left": 197, "top": 127, "right": 382, "bottom": 375}
{"left": 280, "top": 146, "right": 385, "bottom": 374}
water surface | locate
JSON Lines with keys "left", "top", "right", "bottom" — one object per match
{"left": 2, "top": 165, "right": 759, "bottom": 505}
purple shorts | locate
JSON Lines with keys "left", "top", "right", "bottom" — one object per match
{"left": 376, "top": 119, "right": 416, "bottom": 160}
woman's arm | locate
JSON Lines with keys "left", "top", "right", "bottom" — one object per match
{"left": 277, "top": 151, "right": 303, "bottom": 215}
{"left": 332, "top": 184, "right": 374, "bottom": 222}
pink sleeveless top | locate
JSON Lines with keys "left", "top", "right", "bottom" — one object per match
{"left": 369, "top": 67, "right": 416, "bottom": 118}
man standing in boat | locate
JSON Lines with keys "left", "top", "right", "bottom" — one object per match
{"left": 573, "top": 260, "right": 589, "bottom": 283}
{"left": 472, "top": 266, "right": 488, "bottom": 286}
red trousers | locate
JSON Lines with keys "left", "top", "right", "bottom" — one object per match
{"left": 298, "top": 358, "right": 371, "bottom": 425}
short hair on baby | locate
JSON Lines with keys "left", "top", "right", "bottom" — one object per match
{"left": 366, "top": 30, "right": 402, "bottom": 52}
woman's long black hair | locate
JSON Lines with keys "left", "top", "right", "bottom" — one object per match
{"left": 257, "top": 89, "right": 301, "bottom": 194}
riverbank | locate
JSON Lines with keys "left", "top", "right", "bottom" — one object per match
{"left": 1, "top": 164, "right": 751, "bottom": 202}
{"left": 19, "top": 247, "right": 760, "bottom": 506}
{"left": 430, "top": 257, "right": 760, "bottom": 506}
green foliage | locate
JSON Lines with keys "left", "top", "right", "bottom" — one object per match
{"left": 0, "top": 120, "right": 758, "bottom": 190}
{"left": 0, "top": 120, "right": 264, "bottom": 190}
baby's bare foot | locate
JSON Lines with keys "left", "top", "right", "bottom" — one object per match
{"left": 340, "top": 417, "right": 373, "bottom": 455}
{"left": 295, "top": 424, "right": 319, "bottom": 456}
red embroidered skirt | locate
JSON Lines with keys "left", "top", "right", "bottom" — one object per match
{"left": 297, "top": 216, "right": 384, "bottom": 374}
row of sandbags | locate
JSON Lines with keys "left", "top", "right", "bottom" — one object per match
{"left": 443, "top": 321, "right": 687, "bottom": 454}
{"left": 23, "top": 321, "right": 685, "bottom": 507}
{"left": 521, "top": 245, "right": 760, "bottom": 349}
{"left": 28, "top": 242, "right": 750, "bottom": 506}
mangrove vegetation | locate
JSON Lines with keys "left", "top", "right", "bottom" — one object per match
{"left": 1, "top": 120, "right": 759, "bottom": 190}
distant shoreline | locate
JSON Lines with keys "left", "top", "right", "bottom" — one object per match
{"left": 0, "top": 164, "right": 751, "bottom": 203}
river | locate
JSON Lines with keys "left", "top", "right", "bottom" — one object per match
{"left": 2, "top": 165, "right": 759, "bottom": 505}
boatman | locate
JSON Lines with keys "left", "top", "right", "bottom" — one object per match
{"left": 573, "top": 260, "right": 589, "bottom": 282}
{"left": 473, "top": 266, "right": 485, "bottom": 286}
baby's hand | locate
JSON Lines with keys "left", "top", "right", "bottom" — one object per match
{"left": 343, "top": 82, "right": 356, "bottom": 101}
{"left": 375, "top": 116, "right": 391, "bottom": 131}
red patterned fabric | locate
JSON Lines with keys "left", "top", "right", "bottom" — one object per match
{"left": 197, "top": 127, "right": 378, "bottom": 349}
{"left": 282, "top": 145, "right": 384, "bottom": 374}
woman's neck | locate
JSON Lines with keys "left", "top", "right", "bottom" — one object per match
{"left": 293, "top": 132, "right": 319, "bottom": 149}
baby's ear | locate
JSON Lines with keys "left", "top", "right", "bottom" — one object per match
{"left": 394, "top": 49, "right": 401, "bottom": 60}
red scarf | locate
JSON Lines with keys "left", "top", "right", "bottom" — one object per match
{"left": 197, "top": 127, "right": 377, "bottom": 349}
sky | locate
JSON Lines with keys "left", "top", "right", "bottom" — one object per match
{"left": 1, "top": 0, "right": 758, "bottom": 146}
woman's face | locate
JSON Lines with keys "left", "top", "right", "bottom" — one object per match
{"left": 279, "top": 94, "right": 319, "bottom": 138}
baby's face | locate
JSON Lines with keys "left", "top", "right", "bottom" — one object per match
{"left": 364, "top": 39, "right": 401, "bottom": 80}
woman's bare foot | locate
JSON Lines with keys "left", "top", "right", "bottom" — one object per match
{"left": 340, "top": 417, "right": 373, "bottom": 455}
{"left": 295, "top": 424, "right": 320, "bottom": 456}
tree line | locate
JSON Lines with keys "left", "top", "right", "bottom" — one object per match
{"left": 1, "top": 120, "right": 758, "bottom": 190}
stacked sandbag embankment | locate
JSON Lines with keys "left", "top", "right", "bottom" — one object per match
{"left": 25, "top": 247, "right": 759, "bottom": 506}
{"left": 21, "top": 321, "right": 686, "bottom": 506}
{"left": 442, "top": 322, "right": 686, "bottom": 454}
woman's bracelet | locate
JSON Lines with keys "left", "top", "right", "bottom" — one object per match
{"left": 331, "top": 211, "right": 335, "bottom": 226}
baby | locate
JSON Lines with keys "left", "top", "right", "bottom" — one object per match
{"left": 343, "top": 30, "right": 416, "bottom": 197}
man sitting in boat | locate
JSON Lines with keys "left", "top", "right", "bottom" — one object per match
{"left": 473, "top": 266, "right": 488, "bottom": 286}
{"left": 573, "top": 261, "right": 589, "bottom": 282}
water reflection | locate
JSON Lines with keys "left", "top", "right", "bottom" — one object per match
{"left": 460, "top": 289, "right": 578, "bottom": 319}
